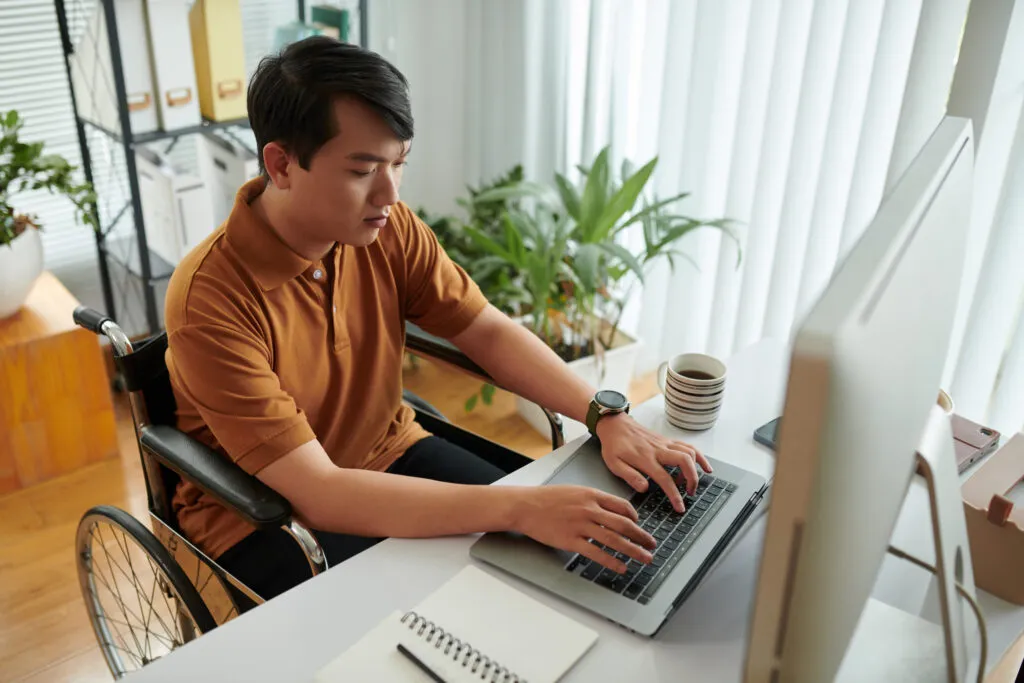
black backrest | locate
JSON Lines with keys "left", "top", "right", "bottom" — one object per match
{"left": 112, "top": 333, "right": 183, "bottom": 525}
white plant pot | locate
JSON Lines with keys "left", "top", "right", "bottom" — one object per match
{"left": 0, "top": 227, "right": 44, "bottom": 319}
{"left": 516, "top": 329, "right": 643, "bottom": 442}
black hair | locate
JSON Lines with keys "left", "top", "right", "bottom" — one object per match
{"left": 247, "top": 36, "right": 414, "bottom": 174}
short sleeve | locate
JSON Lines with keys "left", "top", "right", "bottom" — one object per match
{"left": 397, "top": 203, "right": 488, "bottom": 337}
{"left": 167, "top": 284, "right": 316, "bottom": 475}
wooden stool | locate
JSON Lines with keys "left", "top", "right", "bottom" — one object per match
{"left": 0, "top": 272, "right": 118, "bottom": 493}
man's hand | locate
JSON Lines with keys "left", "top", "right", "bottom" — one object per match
{"left": 595, "top": 413, "right": 712, "bottom": 513}
{"left": 510, "top": 485, "right": 657, "bottom": 574}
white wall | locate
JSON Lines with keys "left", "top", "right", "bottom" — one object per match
{"left": 368, "top": 0, "right": 470, "bottom": 217}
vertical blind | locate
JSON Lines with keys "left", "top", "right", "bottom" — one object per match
{"left": 454, "top": 0, "right": 1023, "bottom": 436}
{"left": 0, "top": 0, "right": 93, "bottom": 273}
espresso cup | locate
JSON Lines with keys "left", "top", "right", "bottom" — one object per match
{"left": 658, "top": 353, "right": 727, "bottom": 391}
{"left": 657, "top": 352, "right": 727, "bottom": 431}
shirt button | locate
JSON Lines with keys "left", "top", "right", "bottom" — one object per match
{"left": 313, "top": 269, "right": 323, "bottom": 280}
{"left": 333, "top": 305, "right": 337, "bottom": 313}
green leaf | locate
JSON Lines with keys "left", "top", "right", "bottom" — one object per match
{"left": 618, "top": 191, "right": 691, "bottom": 232}
{"left": 481, "top": 383, "right": 496, "bottom": 405}
{"left": 598, "top": 242, "right": 645, "bottom": 283}
{"left": 574, "top": 243, "right": 603, "bottom": 292}
{"left": 579, "top": 147, "right": 611, "bottom": 239}
{"left": 554, "top": 173, "right": 581, "bottom": 221}
{"left": 473, "top": 182, "right": 557, "bottom": 206}
{"left": 621, "top": 157, "right": 636, "bottom": 182}
{"left": 464, "top": 394, "right": 478, "bottom": 412}
{"left": 592, "top": 157, "right": 657, "bottom": 242}
{"left": 664, "top": 248, "right": 701, "bottom": 274}
{"left": 464, "top": 224, "right": 514, "bottom": 262}
{"left": 502, "top": 212, "right": 526, "bottom": 265}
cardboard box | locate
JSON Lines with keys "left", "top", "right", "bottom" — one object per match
{"left": 961, "top": 431, "right": 1024, "bottom": 605}
{"left": 189, "top": 0, "right": 248, "bottom": 122}
{"left": 70, "top": 0, "right": 159, "bottom": 135}
{"left": 144, "top": 0, "right": 202, "bottom": 131}
{"left": 136, "top": 150, "right": 216, "bottom": 266}
{"left": 196, "top": 135, "right": 260, "bottom": 227}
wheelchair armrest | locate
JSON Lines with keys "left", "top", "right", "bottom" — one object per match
{"left": 139, "top": 424, "right": 292, "bottom": 530}
{"left": 404, "top": 322, "right": 566, "bottom": 450}
{"left": 405, "top": 322, "right": 494, "bottom": 384}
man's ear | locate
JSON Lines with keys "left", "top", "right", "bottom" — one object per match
{"left": 262, "top": 142, "right": 293, "bottom": 190}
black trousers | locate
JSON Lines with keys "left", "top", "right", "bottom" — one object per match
{"left": 218, "top": 436, "right": 505, "bottom": 608}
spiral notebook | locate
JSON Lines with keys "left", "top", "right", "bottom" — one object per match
{"left": 313, "top": 565, "right": 598, "bottom": 683}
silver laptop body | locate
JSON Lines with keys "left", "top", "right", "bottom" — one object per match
{"left": 470, "top": 437, "right": 768, "bottom": 637}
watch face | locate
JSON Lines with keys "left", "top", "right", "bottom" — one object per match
{"left": 595, "top": 390, "right": 629, "bottom": 410}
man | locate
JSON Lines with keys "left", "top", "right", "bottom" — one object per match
{"left": 165, "top": 36, "right": 710, "bottom": 602}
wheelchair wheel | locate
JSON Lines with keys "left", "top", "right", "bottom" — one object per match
{"left": 76, "top": 505, "right": 216, "bottom": 678}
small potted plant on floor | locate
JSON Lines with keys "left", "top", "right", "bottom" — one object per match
{"left": 462, "top": 145, "right": 739, "bottom": 439}
{"left": 1, "top": 110, "right": 96, "bottom": 319}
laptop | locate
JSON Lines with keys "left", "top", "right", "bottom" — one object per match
{"left": 469, "top": 437, "right": 769, "bottom": 637}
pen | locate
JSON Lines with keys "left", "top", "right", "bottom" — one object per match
{"left": 397, "top": 642, "right": 447, "bottom": 683}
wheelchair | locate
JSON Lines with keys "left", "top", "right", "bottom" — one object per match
{"left": 71, "top": 306, "right": 565, "bottom": 678}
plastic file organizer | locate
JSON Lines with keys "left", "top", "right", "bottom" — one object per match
{"left": 144, "top": 0, "right": 202, "bottom": 131}
{"left": 188, "top": 0, "right": 249, "bottom": 122}
{"left": 71, "top": 0, "right": 159, "bottom": 135}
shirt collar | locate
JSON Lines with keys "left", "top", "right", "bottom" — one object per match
{"left": 225, "top": 177, "right": 316, "bottom": 291}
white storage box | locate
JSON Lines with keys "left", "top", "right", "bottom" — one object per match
{"left": 70, "top": 0, "right": 159, "bottom": 135}
{"left": 144, "top": 0, "right": 202, "bottom": 131}
{"left": 136, "top": 150, "right": 216, "bottom": 266}
{"left": 196, "top": 135, "right": 261, "bottom": 226}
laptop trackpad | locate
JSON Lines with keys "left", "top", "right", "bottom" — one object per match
{"left": 544, "top": 437, "right": 635, "bottom": 500}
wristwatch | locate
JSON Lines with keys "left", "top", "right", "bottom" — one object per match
{"left": 586, "top": 390, "right": 631, "bottom": 437}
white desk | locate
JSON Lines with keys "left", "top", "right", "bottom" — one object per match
{"left": 127, "top": 340, "right": 1024, "bottom": 682}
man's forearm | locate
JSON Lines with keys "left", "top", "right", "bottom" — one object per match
{"left": 453, "top": 307, "right": 596, "bottom": 424}
{"left": 297, "top": 466, "right": 526, "bottom": 537}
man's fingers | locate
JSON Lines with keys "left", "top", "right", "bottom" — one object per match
{"left": 574, "top": 540, "right": 627, "bottom": 573}
{"left": 695, "top": 449, "right": 713, "bottom": 473}
{"left": 606, "top": 459, "right": 649, "bottom": 495}
{"left": 595, "top": 491, "right": 639, "bottom": 523}
{"left": 646, "top": 461, "right": 685, "bottom": 512}
{"left": 667, "top": 439, "right": 712, "bottom": 474}
{"left": 589, "top": 525, "right": 653, "bottom": 568}
{"left": 595, "top": 508, "right": 656, "bottom": 550}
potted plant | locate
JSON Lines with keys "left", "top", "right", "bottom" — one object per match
{"left": 462, "top": 145, "right": 739, "bottom": 439}
{"left": 1, "top": 110, "right": 96, "bottom": 318}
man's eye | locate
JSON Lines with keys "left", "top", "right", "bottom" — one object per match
{"left": 351, "top": 169, "right": 373, "bottom": 177}
{"left": 393, "top": 161, "right": 408, "bottom": 169}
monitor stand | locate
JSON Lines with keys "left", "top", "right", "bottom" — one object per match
{"left": 894, "top": 404, "right": 981, "bottom": 682}
{"left": 838, "top": 406, "right": 983, "bottom": 682}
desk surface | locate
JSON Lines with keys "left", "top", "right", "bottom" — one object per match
{"left": 126, "top": 339, "right": 1024, "bottom": 682}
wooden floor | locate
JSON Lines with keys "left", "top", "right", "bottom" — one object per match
{"left": 0, "top": 357, "right": 656, "bottom": 681}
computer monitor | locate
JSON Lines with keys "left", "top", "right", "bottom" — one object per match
{"left": 743, "top": 116, "right": 975, "bottom": 682}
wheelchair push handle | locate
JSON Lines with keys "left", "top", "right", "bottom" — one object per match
{"left": 73, "top": 306, "right": 112, "bottom": 335}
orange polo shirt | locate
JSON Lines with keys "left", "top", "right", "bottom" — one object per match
{"left": 164, "top": 178, "right": 488, "bottom": 559}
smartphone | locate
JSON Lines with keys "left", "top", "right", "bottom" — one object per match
{"left": 951, "top": 413, "right": 1000, "bottom": 474}
{"left": 753, "top": 417, "right": 781, "bottom": 451}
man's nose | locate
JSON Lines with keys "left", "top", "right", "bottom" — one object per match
{"left": 371, "top": 169, "right": 400, "bottom": 207}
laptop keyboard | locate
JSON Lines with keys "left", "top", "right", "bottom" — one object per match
{"left": 567, "top": 469, "right": 736, "bottom": 604}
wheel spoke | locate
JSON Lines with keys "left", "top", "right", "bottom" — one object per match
{"left": 100, "top": 615, "right": 179, "bottom": 651}
{"left": 111, "top": 523, "right": 154, "bottom": 661}
{"left": 146, "top": 555, "right": 188, "bottom": 644}
{"left": 99, "top": 525, "right": 180, "bottom": 646}
{"left": 93, "top": 525, "right": 148, "bottom": 658}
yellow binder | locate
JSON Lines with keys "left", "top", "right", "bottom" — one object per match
{"left": 188, "top": 0, "right": 248, "bottom": 121}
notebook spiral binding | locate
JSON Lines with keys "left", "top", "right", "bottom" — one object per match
{"left": 401, "top": 611, "right": 524, "bottom": 683}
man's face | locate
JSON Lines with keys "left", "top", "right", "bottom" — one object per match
{"left": 284, "top": 97, "right": 409, "bottom": 247}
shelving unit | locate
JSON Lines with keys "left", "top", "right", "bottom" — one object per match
{"left": 53, "top": 0, "right": 367, "bottom": 337}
